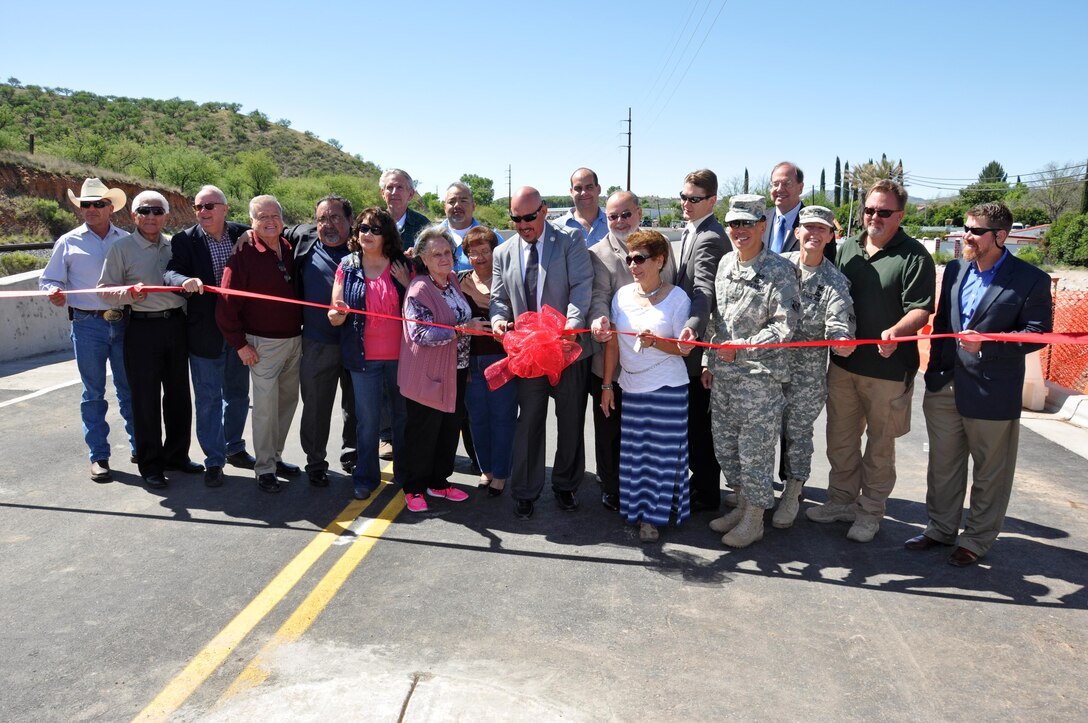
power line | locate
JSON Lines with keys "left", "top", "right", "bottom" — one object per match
{"left": 643, "top": 0, "right": 716, "bottom": 120}
{"left": 904, "top": 163, "right": 1085, "bottom": 182}
{"left": 647, "top": 0, "right": 729, "bottom": 131}
{"left": 642, "top": 0, "right": 700, "bottom": 104}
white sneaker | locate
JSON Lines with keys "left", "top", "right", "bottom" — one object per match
{"left": 805, "top": 503, "right": 856, "bottom": 524}
{"left": 846, "top": 518, "right": 880, "bottom": 543}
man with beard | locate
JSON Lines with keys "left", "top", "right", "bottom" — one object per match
{"left": 909, "top": 202, "right": 1051, "bottom": 566}
{"left": 806, "top": 179, "right": 935, "bottom": 543}
{"left": 439, "top": 181, "right": 491, "bottom": 272}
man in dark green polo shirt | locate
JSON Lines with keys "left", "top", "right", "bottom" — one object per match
{"left": 806, "top": 179, "right": 935, "bottom": 543}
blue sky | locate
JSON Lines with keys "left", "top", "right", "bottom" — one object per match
{"left": 2, "top": 0, "right": 1085, "bottom": 200}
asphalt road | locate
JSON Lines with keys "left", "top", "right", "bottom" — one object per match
{"left": 1, "top": 352, "right": 1087, "bottom": 722}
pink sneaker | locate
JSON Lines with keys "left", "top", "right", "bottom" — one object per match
{"left": 404, "top": 493, "right": 429, "bottom": 512}
{"left": 427, "top": 486, "right": 469, "bottom": 502}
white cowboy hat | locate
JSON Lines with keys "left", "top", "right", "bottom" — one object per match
{"left": 67, "top": 178, "right": 127, "bottom": 213}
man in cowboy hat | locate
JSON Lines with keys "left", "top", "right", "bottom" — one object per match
{"left": 40, "top": 178, "right": 137, "bottom": 482}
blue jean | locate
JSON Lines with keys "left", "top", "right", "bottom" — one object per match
{"left": 465, "top": 353, "right": 518, "bottom": 478}
{"left": 350, "top": 361, "right": 406, "bottom": 494}
{"left": 190, "top": 343, "right": 252, "bottom": 468}
{"left": 71, "top": 311, "right": 135, "bottom": 461}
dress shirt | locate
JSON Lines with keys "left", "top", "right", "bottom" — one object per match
{"left": 959, "top": 248, "right": 1009, "bottom": 328}
{"left": 98, "top": 232, "right": 185, "bottom": 312}
{"left": 771, "top": 202, "right": 802, "bottom": 253}
{"left": 39, "top": 223, "right": 129, "bottom": 310}
{"left": 556, "top": 208, "right": 608, "bottom": 246}
{"left": 199, "top": 225, "right": 234, "bottom": 285}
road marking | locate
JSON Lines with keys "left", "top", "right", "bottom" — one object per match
{"left": 0, "top": 378, "right": 81, "bottom": 408}
{"left": 217, "top": 492, "right": 407, "bottom": 702}
{"left": 133, "top": 480, "right": 390, "bottom": 723}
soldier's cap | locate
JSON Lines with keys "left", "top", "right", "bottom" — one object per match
{"left": 799, "top": 205, "right": 835, "bottom": 228}
{"left": 724, "top": 194, "right": 766, "bottom": 223}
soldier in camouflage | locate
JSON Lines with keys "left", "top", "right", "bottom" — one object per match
{"left": 703, "top": 194, "right": 800, "bottom": 548}
{"left": 774, "top": 206, "right": 856, "bottom": 529}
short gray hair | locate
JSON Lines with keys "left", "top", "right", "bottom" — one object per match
{"left": 248, "top": 194, "right": 282, "bottom": 218}
{"left": 445, "top": 181, "right": 473, "bottom": 198}
{"left": 195, "top": 185, "right": 227, "bottom": 204}
{"left": 132, "top": 190, "right": 170, "bottom": 214}
{"left": 414, "top": 225, "right": 456, "bottom": 259}
{"left": 380, "top": 168, "right": 414, "bottom": 189}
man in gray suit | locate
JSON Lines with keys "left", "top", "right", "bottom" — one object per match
{"left": 491, "top": 186, "right": 594, "bottom": 519}
{"left": 676, "top": 169, "right": 731, "bottom": 512}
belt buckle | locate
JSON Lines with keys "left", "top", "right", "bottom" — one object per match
{"left": 103, "top": 309, "right": 124, "bottom": 322}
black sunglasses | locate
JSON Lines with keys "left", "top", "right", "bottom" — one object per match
{"left": 136, "top": 206, "right": 166, "bottom": 216}
{"left": 276, "top": 260, "right": 291, "bottom": 284}
{"left": 679, "top": 193, "right": 711, "bottom": 204}
{"left": 510, "top": 203, "right": 545, "bottom": 224}
{"left": 357, "top": 224, "right": 383, "bottom": 236}
{"left": 863, "top": 207, "right": 898, "bottom": 218}
{"left": 964, "top": 226, "right": 999, "bottom": 236}
{"left": 607, "top": 210, "right": 634, "bottom": 222}
{"left": 625, "top": 254, "right": 650, "bottom": 266}
{"left": 80, "top": 200, "right": 111, "bottom": 209}
{"left": 193, "top": 202, "right": 223, "bottom": 211}
{"left": 728, "top": 220, "right": 756, "bottom": 229}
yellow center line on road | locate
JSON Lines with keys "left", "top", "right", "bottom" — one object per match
{"left": 133, "top": 470, "right": 396, "bottom": 723}
{"left": 216, "top": 491, "right": 407, "bottom": 703}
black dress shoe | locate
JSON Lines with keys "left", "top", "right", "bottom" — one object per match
{"left": 204, "top": 466, "right": 224, "bottom": 488}
{"left": 309, "top": 470, "right": 330, "bottom": 488}
{"left": 601, "top": 492, "right": 620, "bottom": 511}
{"left": 487, "top": 480, "right": 506, "bottom": 498}
{"left": 143, "top": 474, "right": 168, "bottom": 489}
{"left": 555, "top": 490, "right": 578, "bottom": 511}
{"left": 276, "top": 461, "right": 302, "bottom": 477}
{"left": 130, "top": 454, "right": 138, "bottom": 464}
{"left": 353, "top": 487, "right": 371, "bottom": 500}
{"left": 226, "top": 451, "right": 256, "bottom": 469}
{"left": 341, "top": 461, "right": 356, "bottom": 474}
{"left": 514, "top": 499, "right": 534, "bottom": 520}
{"left": 690, "top": 496, "right": 720, "bottom": 514}
{"left": 90, "top": 460, "right": 112, "bottom": 483}
{"left": 166, "top": 459, "right": 205, "bottom": 474}
{"left": 948, "top": 546, "right": 980, "bottom": 567}
{"left": 904, "top": 533, "right": 948, "bottom": 551}
{"left": 258, "top": 473, "right": 281, "bottom": 493}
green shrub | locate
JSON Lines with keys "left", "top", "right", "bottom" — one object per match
{"left": 30, "top": 198, "right": 77, "bottom": 236}
{"left": 932, "top": 251, "right": 954, "bottom": 265}
{"left": 0, "top": 251, "right": 47, "bottom": 276}
{"left": 1015, "top": 245, "right": 1046, "bottom": 267}
{"left": 1044, "top": 212, "right": 1088, "bottom": 266}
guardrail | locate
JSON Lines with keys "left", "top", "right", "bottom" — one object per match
{"left": 0, "top": 242, "right": 54, "bottom": 252}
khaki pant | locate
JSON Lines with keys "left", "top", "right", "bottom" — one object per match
{"left": 922, "top": 383, "right": 1020, "bottom": 557}
{"left": 247, "top": 335, "right": 301, "bottom": 476}
{"left": 825, "top": 363, "right": 913, "bottom": 521}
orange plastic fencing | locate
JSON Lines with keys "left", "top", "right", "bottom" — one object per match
{"left": 1041, "top": 288, "right": 1088, "bottom": 393}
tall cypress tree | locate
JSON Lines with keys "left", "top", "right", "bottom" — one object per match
{"left": 843, "top": 161, "right": 851, "bottom": 206}
{"left": 820, "top": 169, "right": 826, "bottom": 196}
{"left": 1081, "top": 159, "right": 1088, "bottom": 214}
{"left": 743, "top": 168, "right": 749, "bottom": 194}
{"left": 834, "top": 156, "right": 842, "bottom": 207}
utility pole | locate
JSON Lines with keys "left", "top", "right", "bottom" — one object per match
{"left": 506, "top": 164, "right": 512, "bottom": 211}
{"left": 625, "top": 108, "right": 632, "bottom": 190}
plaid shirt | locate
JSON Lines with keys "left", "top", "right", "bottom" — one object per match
{"left": 200, "top": 226, "right": 234, "bottom": 285}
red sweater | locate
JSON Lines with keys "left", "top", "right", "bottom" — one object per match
{"left": 216, "top": 236, "right": 302, "bottom": 350}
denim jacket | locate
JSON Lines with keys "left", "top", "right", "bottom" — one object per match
{"left": 338, "top": 252, "right": 408, "bottom": 372}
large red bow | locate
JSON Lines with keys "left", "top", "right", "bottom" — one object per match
{"left": 484, "top": 305, "right": 583, "bottom": 390}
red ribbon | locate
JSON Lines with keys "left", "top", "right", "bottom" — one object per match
{"left": 484, "top": 305, "right": 583, "bottom": 390}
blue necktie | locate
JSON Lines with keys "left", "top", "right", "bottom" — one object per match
{"left": 525, "top": 242, "right": 539, "bottom": 312}
{"left": 773, "top": 216, "right": 788, "bottom": 253}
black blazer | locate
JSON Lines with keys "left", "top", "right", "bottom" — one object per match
{"left": 285, "top": 223, "right": 320, "bottom": 298}
{"left": 924, "top": 253, "right": 1052, "bottom": 420}
{"left": 164, "top": 222, "right": 250, "bottom": 358}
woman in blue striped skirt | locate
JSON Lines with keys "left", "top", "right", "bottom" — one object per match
{"left": 597, "top": 231, "right": 694, "bottom": 543}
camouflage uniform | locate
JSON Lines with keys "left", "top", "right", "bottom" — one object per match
{"left": 779, "top": 253, "right": 855, "bottom": 482}
{"left": 704, "top": 246, "right": 800, "bottom": 509}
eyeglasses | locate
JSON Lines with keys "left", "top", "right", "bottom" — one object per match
{"left": 276, "top": 260, "right": 291, "bottom": 284}
{"left": 357, "top": 224, "right": 382, "bottom": 236}
{"left": 863, "top": 207, "right": 898, "bottom": 218}
{"left": 510, "top": 203, "right": 545, "bottom": 224}
{"left": 679, "top": 193, "right": 711, "bottom": 204}
{"left": 466, "top": 248, "right": 493, "bottom": 259}
{"left": 728, "top": 220, "right": 756, "bottom": 228}
{"left": 964, "top": 226, "right": 1000, "bottom": 236}
{"left": 136, "top": 206, "right": 166, "bottom": 216}
{"left": 193, "top": 202, "right": 223, "bottom": 212}
{"left": 625, "top": 254, "right": 650, "bottom": 266}
{"left": 607, "top": 210, "right": 634, "bottom": 222}
{"left": 317, "top": 215, "right": 346, "bottom": 225}
{"left": 80, "top": 200, "right": 111, "bottom": 209}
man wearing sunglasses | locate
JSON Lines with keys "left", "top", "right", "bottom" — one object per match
{"left": 491, "top": 186, "right": 594, "bottom": 519}
{"left": 98, "top": 192, "right": 198, "bottom": 489}
{"left": 806, "top": 179, "right": 935, "bottom": 543}
{"left": 675, "top": 169, "right": 731, "bottom": 513}
{"left": 40, "top": 178, "right": 136, "bottom": 482}
{"left": 165, "top": 185, "right": 256, "bottom": 487}
{"left": 588, "top": 191, "right": 677, "bottom": 511}
{"left": 555, "top": 168, "right": 609, "bottom": 247}
{"left": 911, "top": 202, "right": 1051, "bottom": 566}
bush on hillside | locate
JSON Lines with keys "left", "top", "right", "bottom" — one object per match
{"left": 0, "top": 251, "right": 47, "bottom": 276}
{"left": 1043, "top": 212, "right": 1088, "bottom": 266}
{"left": 1016, "top": 244, "right": 1046, "bottom": 267}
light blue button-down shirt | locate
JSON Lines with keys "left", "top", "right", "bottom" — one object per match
{"left": 40, "top": 223, "right": 129, "bottom": 310}
{"left": 555, "top": 208, "right": 608, "bottom": 247}
{"left": 959, "top": 248, "right": 1009, "bottom": 328}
